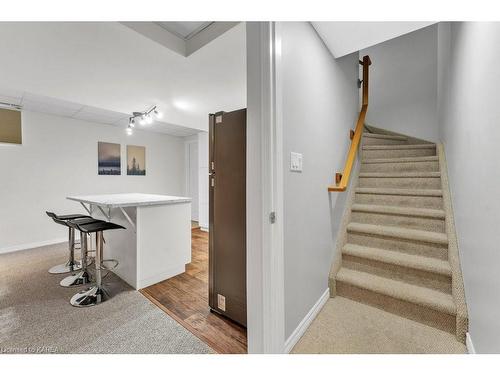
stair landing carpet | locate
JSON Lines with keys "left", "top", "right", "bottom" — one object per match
{"left": 295, "top": 128, "right": 468, "bottom": 354}
{"left": 292, "top": 297, "right": 466, "bottom": 354}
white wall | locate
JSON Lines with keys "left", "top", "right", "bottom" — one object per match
{"left": 438, "top": 22, "right": 500, "bottom": 353}
{"left": 360, "top": 24, "right": 439, "bottom": 141}
{"left": 0, "top": 110, "right": 185, "bottom": 252}
{"left": 281, "top": 22, "right": 359, "bottom": 339}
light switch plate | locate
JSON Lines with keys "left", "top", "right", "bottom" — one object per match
{"left": 217, "top": 294, "right": 226, "bottom": 311}
{"left": 290, "top": 152, "right": 303, "bottom": 172}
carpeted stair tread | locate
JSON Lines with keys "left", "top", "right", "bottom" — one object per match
{"left": 355, "top": 187, "right": 443, "bottom": 197}
{"left": 336, "top": 268, "right": 455, "bottom": 315}
{"left": 347, "top": 222, "right": 449, "bottom": 245}
{"left": 363, "top": 133, "right": 408, "bottom": 141}
{"left": 331, "top": 128, "right": 467, "bottom": 343}
{"left": 359, "top": 172, "right": 441, "bottom": 178}
{"left": 342, "top": 243, "right": 452, "bottom": 276}
{"left": 351, "top": 203, "right": 445, "bottom": 219}
{"left": 362, "top": 156, "right": 439, "bottom": 164}
{"left": 363, "top": 144, "right": 436, "bottom": 150}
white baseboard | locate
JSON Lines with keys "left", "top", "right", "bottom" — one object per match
{"left": 200, "top": 227, "right": 209, "bottom": 232}
{"left": 0, "top": 237, "right": 67, "bottom": 255}
{"left": 466, "top": 332, "right": 476, "bottom": 354}
{"left": 284, "top": 288, "right": 330, "bottom": 353}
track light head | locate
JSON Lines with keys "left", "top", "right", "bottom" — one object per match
{"left": 126, "top": 125, "right": 133, "bottom": 135}
{"left": 153, "top": 108, "right": 162, "bottom": 119}
{"left": 130, "top": 105, "right": 160, "bottom": 130}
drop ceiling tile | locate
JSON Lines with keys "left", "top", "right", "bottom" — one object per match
{"left": 113, "top": 117, "right": 132, "bottom": 126}
{"left": 72, "top": 111, "right": 122, "bottom": 125}
{"left": 179, "top": 130, "right": 199, "bottom": 137}
{"left": 49, "top": 107, "right": 83, "bottom": 117}
{"left": 154, "top": 123, "right": 176, "bottom": 132}
{"left": 79, "top": 105, "right": 128, "bottom": 118}
{"left": 1, "top": 88, "right": 202, "bottom": 136}
{"left": 22, "top": 92, "right": 83, "bottom": 112}
{"left": 22, "top": 100, "right": 79, "bottom": 117}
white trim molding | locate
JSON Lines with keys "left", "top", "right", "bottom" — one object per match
{"left": 284, "top": 288, "right": 330, "bottom": 353}
{"left": 246, "top": 21, "right": 285, "bottom": 354}
{"left": 466, "top": 332, "right": 476, "bottom": 354}
{"left": 184, "top": 138, "right": 199, "bottom": 222}
{"left": 0, "top": 237, "right": 67, "bottom": 254}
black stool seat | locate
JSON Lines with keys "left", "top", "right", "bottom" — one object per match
{"left": 70, "top": 220, "right": 125, "bottom": 234}
{"left": 45, "top": 211, "right": 95, "bottom": 275}
{"left": 46, "top": 212, "right": 92, "bottom": 221}
{"left": 68, "top": 219, "right": 124, "bottom": 307}
{"left": 53, "top": 216, "right": 99, "bottom": 228}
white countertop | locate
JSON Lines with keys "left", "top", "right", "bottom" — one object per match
{"left": 67, "top": 193, "right": 191, "bottom": 208}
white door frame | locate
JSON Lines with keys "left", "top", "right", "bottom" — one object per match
{"left": 246, "top": 21, "right": 285, "bottom": 354}
{"left": 184, "top": 138, "right": 199, "bottom": 222}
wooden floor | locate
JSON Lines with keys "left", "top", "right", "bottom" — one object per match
{"left": 141, "top": 228, "right": 247, "bottom": 354}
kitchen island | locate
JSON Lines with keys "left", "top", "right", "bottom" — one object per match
{"left": 67, "top": 193, "right": 191, "bottom": 290}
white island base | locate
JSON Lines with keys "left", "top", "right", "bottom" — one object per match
{"left": 67, "top": 194, "right": 191, "bottom": 290}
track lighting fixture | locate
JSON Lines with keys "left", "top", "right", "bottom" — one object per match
{"left": 127, "top": 105, "right": 162, "bottom": 134}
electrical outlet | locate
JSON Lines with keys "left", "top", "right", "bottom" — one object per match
{"left": 290, "top": 152, "right": 303, "bottom": 172}
{"left": 217, "top": 294, "right": 226, "bottom": 311}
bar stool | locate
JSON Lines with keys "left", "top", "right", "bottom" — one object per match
{"left": 45, "top": 212, "right": 94, "bottom": 274}
{"left": 68, "top": 220, "right": 124, "bottom": 307}
{"left": 59, "top": 218, "right": 102, "bottom": 287}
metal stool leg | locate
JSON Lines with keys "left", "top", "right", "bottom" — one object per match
{"left": 60, "top": 232, "right": 93, "bottom": 287}
{"left": 48, "top": 227, "right": 82, "bottom": 274}
{"left": 70, "top": 231, "right": 109, "bottom": 307}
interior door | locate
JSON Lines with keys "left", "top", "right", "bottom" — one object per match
{"left": 209, "top": 109, "right": 247, "bottom": 327}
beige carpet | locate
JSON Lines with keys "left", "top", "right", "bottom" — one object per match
{"left": 329, "top": 129, "right": 468, "bottom": 343}
{"left": 292, "top": 297, "right": 466, "bottom": 354}
{"left": 0, "top": 242, "right": 213, "bottom": 354}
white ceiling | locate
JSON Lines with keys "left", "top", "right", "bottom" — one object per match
{"left": 0, "top": 87, "right": 200, "bottom": 137}
{"left": 0, "top": 22, "right": 246, "bottom": 133}
{"left": 155, "top": 22, "right": 213, "bottom": 40}
{"left": 121, "top": 21, "right": 239, "bottom": 57}
{"left": 0, "top": 21, "right": 432, "bottom": 136}
{"left": 312, "top": 22, "right": 436, "bottom": 58}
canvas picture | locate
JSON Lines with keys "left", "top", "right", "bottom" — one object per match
{"left": 127, "top": 145, "right": 146, "bottom": 176}
{"left": 98, "top": 142, "right": 121, "bottom": 175}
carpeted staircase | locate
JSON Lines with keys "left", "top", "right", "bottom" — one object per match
{"left": 329, "top": 126, "right": 468, "bottom": 343}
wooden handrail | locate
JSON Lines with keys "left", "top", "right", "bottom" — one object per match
{"left": 328, "top": 55, "right": 371, "bottom": 192}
